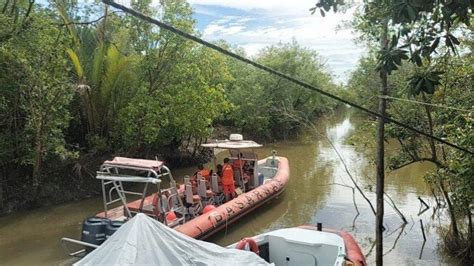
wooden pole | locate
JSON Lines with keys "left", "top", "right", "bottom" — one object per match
{"left": 376, "top": 19, "right": 389, "bottom": 266}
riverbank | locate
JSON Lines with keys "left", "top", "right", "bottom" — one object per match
{"left": 0, "top": 147, "right": 211, "bottom": 216}
{"left": 0, "top": 122, "right": 291, "bottom": 216}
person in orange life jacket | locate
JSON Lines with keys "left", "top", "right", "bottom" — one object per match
{"left": 222, "top": 157, "right": 236, "bottom": 201}
{"left": 233, "top": 153, "right": 248, "bottom": 186}
{"left": 232, "top": 153, "right": 247, "bottom": 170}
{"left": 196, "top": 164, "right": 212, "bottom": 181}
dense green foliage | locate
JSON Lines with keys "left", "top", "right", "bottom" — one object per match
{"left": 0, "top": 1, "right": 75, "bottom": 205}
{"left": 0, "top": 0, "right": 338, "bottom": 213}
{"left": 226, "top": 42, "right": 339, "bottom": 139}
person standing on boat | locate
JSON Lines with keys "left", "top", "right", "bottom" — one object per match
{"left": 197, "top": 164, "right": 211, "bottom": 181}
{"left": 232, "top": 153, "right": 246, "bottom": 169}
{"left": 233, "top": 153, "right": 247, "bottom": 189}
{"left": 222, "top": 158, "right": 236, "bottom": 201}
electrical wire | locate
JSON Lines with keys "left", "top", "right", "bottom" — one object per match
{"left": 380, "top": 95, "right": 473, "bottom": 113}
{"left": 101, "top": 0, "right": 473, "bottom": 156}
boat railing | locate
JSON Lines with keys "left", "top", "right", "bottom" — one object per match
{"left": 60, "top": 237, "right": 98, "bottom": 257}
{"left": 97, "top": 172, "right": 162, "bottom": 219}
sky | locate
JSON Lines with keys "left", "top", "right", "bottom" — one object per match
{"left": 187, "top": 0, "right": 366, "bottom": 84}
{"left": 106, "top": 0, "right": 367, "bottom": 83}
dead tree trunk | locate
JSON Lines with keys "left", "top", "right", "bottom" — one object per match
{"left": 439, "top": 179, "right": 459, "bottom": 239}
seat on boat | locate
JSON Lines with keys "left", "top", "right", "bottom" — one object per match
{"left": 211, "top": 173, "right": 225, "bottom": 204}
{"left": 197, "top": 178, "right": 214, "bottom": 205}
{"left": 185, "top": 183, "right": 202, "bottom": 217}
{"left": 259, "top": 159, "right": 278, "bottom": 178}
{"left": 163, "top": 182, "right": 186, "bottom": 227}
{"left": 169, "top": 180, "right": 185, "bottom": 212}
{"left": 266, "top": 157, "right": 279, "bottom": 167}
{"left": 184, "top": 175, "right": 197, "bottom": 194}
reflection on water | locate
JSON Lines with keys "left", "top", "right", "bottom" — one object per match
{"left": 0, "top": 109, "right": 449, "bottom": 265}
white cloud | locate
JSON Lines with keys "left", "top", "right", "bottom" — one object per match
{"left": 203, "top": 24, "right": 226, "bottom": 36}
{"left": 239, "top": 43, "right": 267, "bottom": 56}
{"left": 220, "top": 25, "right": 245, "bottom": 35}
{"left": 202, "top": 9, "right": 358, "bottom": 51}
{"left": 202, "top": 15, "right": 250, "bottom": 37}
{"left": 196, "top": 3, "right": 365, "bottom": 83}
{"left": 189, "top": 0, "right": 317, "bottom": 15}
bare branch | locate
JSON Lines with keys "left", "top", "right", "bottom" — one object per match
{"left": 384, "top": 192, "right": 407, "bottom": 224}
{"left": 417, "top": 196, "right": 430, "bottom": 215}
{"left": 383, "top": 223, "right": 407, "bottom": 256}
{"left": 390, "top": 157, "right": 443, "bottom": 170}
{"left": 319, "top": 182, "right": 360, "bottom": 217}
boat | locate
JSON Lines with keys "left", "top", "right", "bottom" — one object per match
{"left": 73, "top": 213, "right": 366, "bottom": 266}
{"left": 228, "top": 224, "right": 366, "bottom": 265}
{"left": 62, "top": 134, "right": 289, "bottom": 254}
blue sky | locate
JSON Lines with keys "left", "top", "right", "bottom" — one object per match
{"left": 188, "top": 0, "right": 366, "bottom": 84}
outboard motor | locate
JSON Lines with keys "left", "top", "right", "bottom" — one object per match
{"left": 81, "top": 217, "right": 109, "bottom": 252}
{"left": 105, "top": 220, "right": 125, "bottom": 238}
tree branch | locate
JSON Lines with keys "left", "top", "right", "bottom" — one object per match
{"left": 383, "top": 223, "right": 407, "bottom": 256}
{"left": 390, "top": 157, "right": 443, "bottom": 170}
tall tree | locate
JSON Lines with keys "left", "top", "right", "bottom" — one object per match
{"left": 57, "top": 1, "right": 138, "bottom": 143}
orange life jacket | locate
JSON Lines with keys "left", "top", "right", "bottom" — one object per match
{"left": 232, "top": 159, "right": 245, "bottom": 169}
{"left": 198, "top": 169, "right": 211, "bottom": 178}
{"left": 222, "top": 164, "right": 234, "bottom": 185}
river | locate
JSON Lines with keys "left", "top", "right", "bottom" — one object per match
{"left": 0, "top": 109, "right": 451, "bottom": 265}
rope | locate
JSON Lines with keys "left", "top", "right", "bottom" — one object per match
{"left": 380, "top": 95, "right": 473, "bottom": 113}
{"left": 101, "top": 0, "right": 473, "bottom": 156}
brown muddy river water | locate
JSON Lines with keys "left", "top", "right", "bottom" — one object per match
{"left": 0, "top": 109, "right": 452, "bottom": 265}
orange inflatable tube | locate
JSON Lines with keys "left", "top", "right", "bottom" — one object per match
{"left": 298, "top": 225, "right": 366, "bottom": 266}
{"left": 176, "top": 157, "right": 289, "bottom": 239}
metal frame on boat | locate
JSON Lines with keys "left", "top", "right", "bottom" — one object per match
{"left": 95, "top": 157, "right": 186, "bottom": 227}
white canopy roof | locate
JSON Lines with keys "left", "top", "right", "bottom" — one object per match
{"left": 103, "top": 157, "right": 164, "bottom": 171}
{"left": 202, "top": 140, "right": 262, "bottom": 149}
{"left": 75, "top": 213, "right": 269, "bottom": 266}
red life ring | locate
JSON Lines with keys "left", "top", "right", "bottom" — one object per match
{"left": 235, "top": 237, "right": 259, "bottom": 255}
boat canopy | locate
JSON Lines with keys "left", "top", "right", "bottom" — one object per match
{"left": 103, "top": 157, "right": 164, "bottom": 171}
{"left": 202, "top": 140, "right": 262, "bottom": 149}
{"left": 74, "top": 213, "right": 269, "bottom": 265}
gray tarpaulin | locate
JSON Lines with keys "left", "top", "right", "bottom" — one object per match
{"left": 75, "top": 213, "right": 270, "bottom": 266}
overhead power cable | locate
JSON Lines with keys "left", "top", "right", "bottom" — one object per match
{"left": 379, "top": 95, "right": 473, "bottom": 113}
{"left": 102, "top": 0, "right": 473, "bottom": 156}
